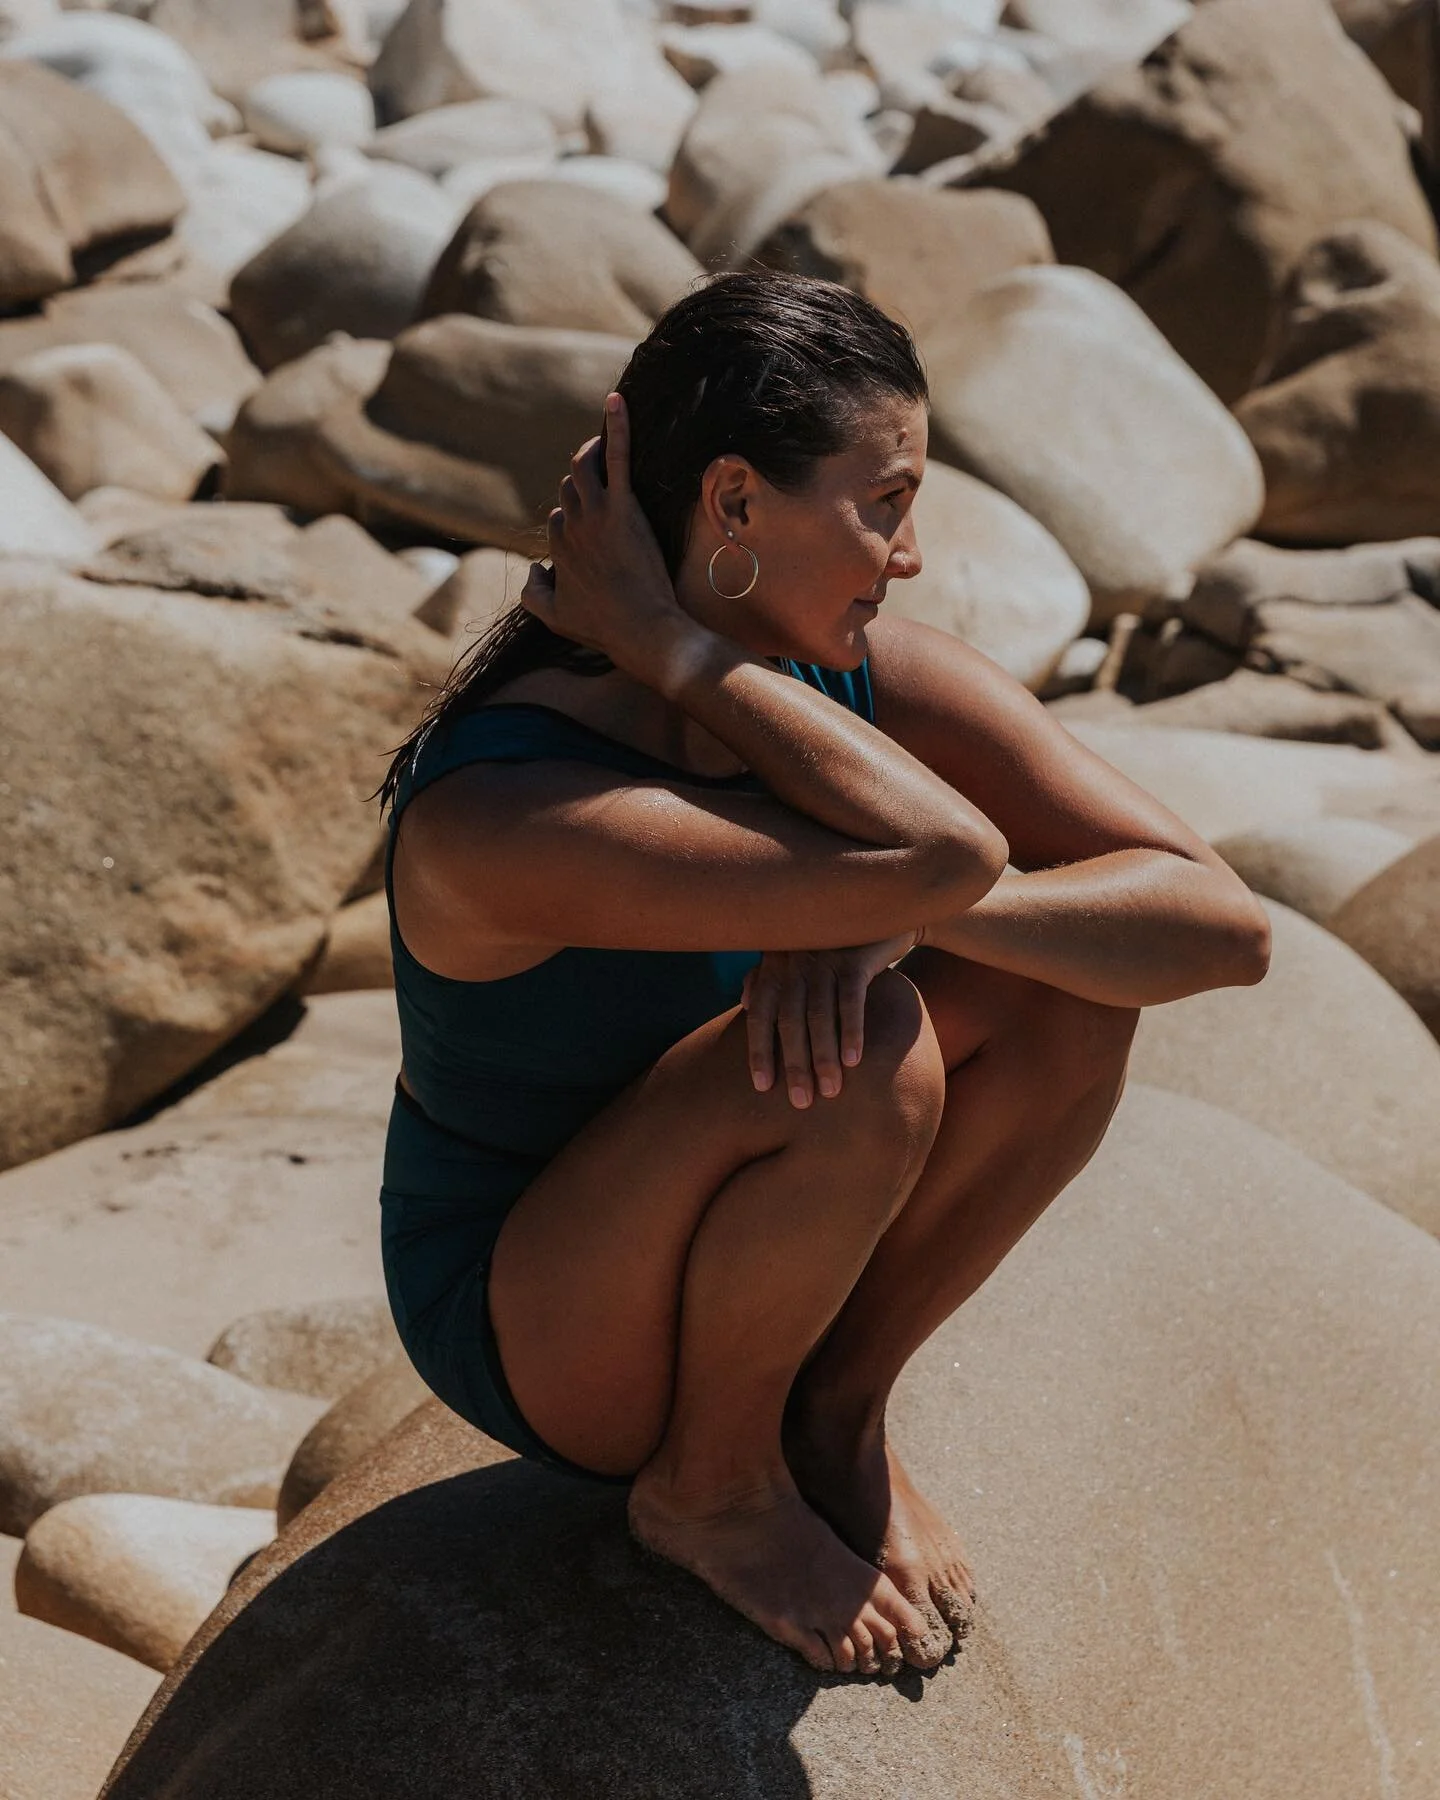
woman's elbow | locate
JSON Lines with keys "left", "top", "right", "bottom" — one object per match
{"left": 927, "top": 816, "right": 1009, "bottom": 909}
{"left": 1212, "top": 881, "right": 1272, "bottom": 988}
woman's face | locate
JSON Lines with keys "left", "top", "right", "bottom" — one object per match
{"left": 675, "top": 393, "right": 928, "bottom": 670}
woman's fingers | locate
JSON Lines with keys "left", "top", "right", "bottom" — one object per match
{"left": 806, "top": 962, "right": 843, "bottom": 1099}
{"left": 519, "top": 559, "right": 555, "bottom": 622}
{"left": 744, "top": 963, "right": 779, "bottom": 1094}
{"left": 569, "top": 436, "right": 604, "bottom": 506}
{"left": 837, "top": 966, "right": 869, "bottom": 1069}
{"left": 776, "top": 966, "right": 815, "bottom": 1109}
{"left": 602, "top": 391, "right": 631, "bottom": 495}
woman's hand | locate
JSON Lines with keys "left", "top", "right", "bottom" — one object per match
{"left": 520, "top": 393, "right": 690, "bottom": 679}
{"left": 742, "top": 929, "right": 924, "bottom": 1109}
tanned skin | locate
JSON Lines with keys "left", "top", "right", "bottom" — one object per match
{"left": 391, "top": 393, "right": 1271, "bottom": 1677}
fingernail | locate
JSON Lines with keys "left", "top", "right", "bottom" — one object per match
{"left": 842, "top": 1047, "right": 860, "bottom": 1066}
{"left": 819, "top": 1075, "right": 840, "bottom": 1098}
{"left": 606, "top": 393, "right": 621, "bottom": 412}
{"left": 753, "top": 1071, "right": 771, "bottom": 1092}
{"left": 790, "top": 1085, "right": 810, "bottom": 1108}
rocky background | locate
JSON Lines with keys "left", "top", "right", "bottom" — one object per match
{"left": 2, "top": 0, "right": 1440, "bottom": 1794}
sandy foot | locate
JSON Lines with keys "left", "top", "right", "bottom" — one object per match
{"left": 788, "top": 1421, "right": 975, "bottom": 1646}
{"left": 627, "top": 1465, "right": 950, "bottom": 1676}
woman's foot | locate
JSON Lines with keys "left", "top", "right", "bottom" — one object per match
{"left": 628, "top": 1461, "right": 951, "bottom": 1675}
{"left": 786, "top": 1410, "right": 975, "bottom": 1643}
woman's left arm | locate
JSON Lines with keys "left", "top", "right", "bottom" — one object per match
{"left": 868, "top": 617, "right": 1272, "bottom": 1009}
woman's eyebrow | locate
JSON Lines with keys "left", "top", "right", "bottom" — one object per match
{"left": 873, "top": 466, "right": 921, "bottom": 489}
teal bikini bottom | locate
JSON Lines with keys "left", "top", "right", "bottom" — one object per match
{"left": 379, "top": 1083, "right": 627, "bottom": 1483}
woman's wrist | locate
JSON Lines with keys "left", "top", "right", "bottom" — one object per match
{"left": 620, "top": 611, "right": 739, "bottom": 705}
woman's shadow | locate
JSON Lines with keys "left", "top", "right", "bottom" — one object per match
{"left": 102, "top": 1438, "right": 847, "bottom": 1799}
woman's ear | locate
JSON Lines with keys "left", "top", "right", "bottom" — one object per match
{"left": 700, "top": 455, "right": 755, "bottom": 537}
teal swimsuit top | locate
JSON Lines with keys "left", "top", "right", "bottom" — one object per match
{"left": 385, "top": 658, "right": 875, "bottom": 1164}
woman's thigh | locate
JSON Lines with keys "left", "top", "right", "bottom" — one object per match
{"left": 487, "top": 974, "right": 936, "bottom": 1477}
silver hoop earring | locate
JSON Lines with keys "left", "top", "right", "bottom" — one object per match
{"left": 707, "top": 537, "right": 760, "bottom": 600}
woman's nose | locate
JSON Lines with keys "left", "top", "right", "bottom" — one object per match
{"left": 887, "top": 516, "right": 923, "bottom": 581}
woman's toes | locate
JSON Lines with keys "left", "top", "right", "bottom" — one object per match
{"left": 933, "top": 1578, "right": 975, "bottom": 1637}
{"left": 828, "top": 1632, "right": 858, "bottom": 1676}
{"left": 862, "top": 1608, "right": 903, "bottom": 1678}
{"left": 849, "top": 1622, "right": 880, "bottom": 1676}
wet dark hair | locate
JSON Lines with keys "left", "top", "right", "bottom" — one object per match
{"left": 378, "top": 270, "right": 928, "bottom": 812}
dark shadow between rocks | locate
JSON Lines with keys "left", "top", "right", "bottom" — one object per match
{"left": 104, "top": 1457, "right": 827, "bottom": 1800}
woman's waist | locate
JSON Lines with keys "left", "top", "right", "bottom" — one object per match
{"left": 392, "top": 1064, "right": 623, "bottom": 1166}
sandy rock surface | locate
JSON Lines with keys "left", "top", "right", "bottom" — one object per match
{"left": 1132, "top": 899, "right": 1440, "bottom": 1234}
{"left": 1239, "top": 222, "right": 1440, "bottom": 545}
{"left": 0, "top": 342, "right": 221, "bottom": 502}
{"left": 0, "top": 992, "right": 398, "bottom": 1355}
{"left": 277, "top": 1356, "right": 430, "bottom": 1526}
{"left": 99, "top": 1088, "right": 1440, "bottom": 1799}
{"left": 207, "top": 1296, "right": 400, "bottom": 1400}
{"left": 0, "top": 558, "right": 432, "bottom": 1169}
{"left": 16, "top": 1494, "right": 275, "bottom": 1672}
{"left": 0, "top": 1601, "right": 160, "bottom": 1800}
{"left": 0, "top": 58, "right": 183, "bottom": 308}
{"left": 0, "top": 1314, "right": 323, "bottom": 1536}
{"left": 1329, "top": 833, "right": 1440, "bottom": 1038}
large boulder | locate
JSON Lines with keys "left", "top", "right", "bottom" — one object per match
{"left": 0, "top": 1603, "right": 159, "bottom": 1800}
{"left": 277, "top": 1356, "right": 430, "bottom": 1526}
{"left": 302, "top": 314, "right": 634, "bottom": 547}
{"left": 924, "top": 265, "right": 1264, "bottom": 622}
{"left": 1133, "top": 899, "right": 1440, "bottom": 1234}
{"left": 1107, "top": 668, "right": 1391, "bottom": 747}
{"left": 228, "top": 167, "right": 460, "bottom": 372}
{"left": 369, "top": 0, "right": 668, "bottom": 137}
{"left": 0, "top": 1314, "right": 323, "bottom": 1536}
{"left": 1236, "top": 222, "right": 1440, "bottom": 545}
{"left": 1, "top": 12, "right": 234, "bottom": 181}
{"left": 667, "top": 61, "right": 886, "bottom": 266}
{"left": 882, "top": 460, "right": 1088, "bottom": 688}
{"left": 222, "top": 335, "right": 391, "bottom": 516}
{"left": 0, "top": 58, "right": 184, "bottom": 308}
{"left": 975, "top": 0, "right": 1436, "bottom": 402}
{"left": 1066, "top": 719, "right": 1440, "bottom": 843}
{"left": 99, "top": 1088, "right": 1440, "bottom": 1799}
{"left": 1329, "top": 834, "right": 1440, "bottom": 1039}
{"left": 242, "top": 69, "right": 375, "bottom": 154}
{"left": 0, "top": 992, "right": 399, "bottom": 1355}
{"left": 421, "top": 181, "right": 701, "bottom": 337}
{"left": 16, "top": 1494, "right": 275, "bottom": 1672}
{"left": 756, "top": 178, "right": 1052, "bottom": 346}
{"left": 368, "top": 96, "right": 557, "bottom": 177}
{"left": 0, "top": 434, "right": 97, "bottom": 558}
{"left": 0, "top": 344, "right": 221, "bottom": 502}
{"left": 300, "top": 888, "right": 394, "bottom": 994}
{"left": 207, "top": 1297, "right": 399, "bottom": 1400}
{"left": 1214, "top": 814, "right": 1414, "bottom": 925}
{"left": 141, "top": 0, "right": 336, "bottom": 100}
{"left": 0, "top": 282, "right": 261, "bottom": 434}
{"left": 174, "top": 139, "right": 313, "bottom": 289}
{"left": 0, "top": 552, "right": 435, "bottom": 1168}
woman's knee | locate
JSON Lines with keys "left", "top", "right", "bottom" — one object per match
{"left": 845, "top": 969, "right": 948, "bottom": 1148}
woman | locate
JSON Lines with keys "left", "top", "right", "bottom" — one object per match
{"left": 379, "top": 273, "right": 1270, "bottom": 1680}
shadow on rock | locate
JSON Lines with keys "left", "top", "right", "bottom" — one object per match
{"left": 103, "top": 1441, "right": 827, "bottom": 1799}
